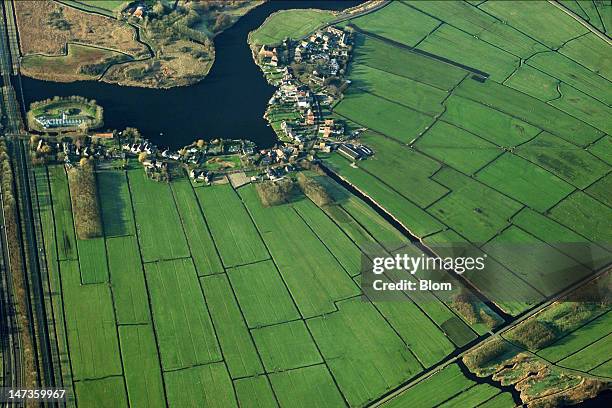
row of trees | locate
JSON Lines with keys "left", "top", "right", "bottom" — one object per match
{"left": 256, "top": 178, "right": 294, "bottom": 207}
{"left": 0, "top": 141, "right": 38, "bottom": 395}
{"left": 67, "top": 158, "right": 103, "bottom": 239}
{"left": 296, "top": 172, "right": 332, "bottom": 207}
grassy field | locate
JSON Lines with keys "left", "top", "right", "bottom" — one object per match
{"left": 249, "top": 9, "right": 336, "bottom": 45}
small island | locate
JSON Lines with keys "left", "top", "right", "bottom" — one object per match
{"left": 27, "top": 96, "right": 103, "bottom": 132}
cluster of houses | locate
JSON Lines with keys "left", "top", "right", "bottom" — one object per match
{"left": 294, "top": 26, "right": 351, "bottom": 82}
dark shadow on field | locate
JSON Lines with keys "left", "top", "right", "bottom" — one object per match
{"left": 96, "top": 170, "right": 131, "bottom": 237}
{"left": 310, "top": 174, "right": 352, "bottom": 205}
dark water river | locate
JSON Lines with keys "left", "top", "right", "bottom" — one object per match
{"left": 20, "top": 0, "right": 360, "bottom": 149}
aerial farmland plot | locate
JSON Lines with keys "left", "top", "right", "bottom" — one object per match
{"left": 17, "top": 0, "right": 611, "bottom": 406}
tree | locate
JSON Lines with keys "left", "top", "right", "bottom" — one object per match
{"left": 79, "top": 157, "right": 89, "bottom": 167}
{"left": 196, "top": 139, "right": 206, "bottom": 148}
{"left": 29, "top": 135, "right": 40, "bottom": 148}
{"left": 138, "top": 152, "right": 148, "bottom": 163}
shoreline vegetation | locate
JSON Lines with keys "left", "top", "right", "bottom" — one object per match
{"left": 16, "top": 0, "right": 264, "bottom": 89}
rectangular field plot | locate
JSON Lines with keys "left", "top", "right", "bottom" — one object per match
{"left": 324, "top": 154, "right": 444, "bottom": 237}
{"left": 75, "top": 377, "right": 127, "bottom": 408}
{"left": 234, "top": 376, "right": 278, "bottom": 408}
{"left": 559, "top": 33, "right": 612, "bottom": 81}
{"left": 118, "top": 325, "right": 165, "bottom": 408}
{"left": 269, "top": 365, "right": 345, "bottom": 408}
{"left": 77, "top": 237, "right": 109, "bottom": 283}
{"left": 357, "top": 133, "right": 448, "bottom": 208}
{"left": 239, "top": 185, "right": 360, "bottom": 317}
{"left": 334, "top": 90, "right": 435, "bottom": 144}
{"left": 439, "top": 383, "right": 500, "bottom": 408}
{"left": 227, "top": 260, "right": 300, "bottom": 327}
{"left": 164, "top": 363, "right": 236, "bottom": 408}
{"left": 549, "top": 192, "right": 612, "bottom": 243}
{"left": 590, "top": 359, "right": 612, "bottom": 377}
{"left": 171, "top": 180, "right": 223, "bottom": 276}
{"left": 483, "top": 226, "right": 592, "bottom": 296}
{"left": 381, "top": 364, "right": 474, "bottom": 407}
{"left": 586, "top": 173, "right": 612, "bottom": 207}
{"left": 429, "top": 168, "right": 522, "bottom": 243}
{"left": 97, "top": 170, "right": 134, "bottom": 236}
{"left": 414, "top": 121, "right": 501, "bottom": 174}
{"left": 515, "top": 132, "right": 610, "bottom": 188}
{"left": 195, "top": 183, "right": 269, "bottom": 267}
{"left": 201, "top": 274, "right": 264, "bottom": 378}
{"left": 455, "top": 79, "right": 602, "bottom": 146}
{"left": 475, "top": 153, "right": 574, "bottom": 211}
{"left": 107, "top": 236, "right": 151, "bottom": 324}
{"left": 480, "top": 392, "right": 517, "bottom": 408}
{"left": 128, "top": 169, "right": 189, "bottom": 262}
{"left": 538, "top": 311, "right": 612, "bottom": 362}
{"left": 48, "top": 165, "right": 77, "bottom": 260}
{"left": 145, "top": 258, "right": 221, "bottom": 370}
{"left": 549, "top": 83, "right": 612, "bottom": 134}
{"left": 588, "top": 135, "right": 612, "bottom": 165}
{"left": 252, "top": 320, "right": 322, "bottom": 372}
{"left": 348, "top": 64, "right": 446, "bottom": 116}
{"left": 558, "top": 334, "right": 612, "bottom": 371}
{"left": 349, "top": 1, "right": 439, "bottom": 46}
{"left": 60, "top": 260, "right": 122, "bottom": 380}
{"left": 416, "top": 24, "right": 520, "bottom": 81}
{"left": 505, "top": 65, "right": 560, "bottom": 101}
{"left": 308, "top": 298, "right": 422, "bottom": 407}
{"left": 352, "top": 34, "right": 466, "bottom": 90}
{"left": 442, "top": 95, "right": 541, "bottom": 147}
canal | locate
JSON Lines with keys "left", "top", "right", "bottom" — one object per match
{"left": 19, "top": 1, "right": 360, "bottom": 149}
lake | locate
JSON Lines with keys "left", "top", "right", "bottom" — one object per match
{"left": 19, "top": 1, "right": 360, "bottom": 149}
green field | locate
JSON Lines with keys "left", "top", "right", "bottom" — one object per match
{"left": 249, "top": 9, "right": 336, "bottom": 45}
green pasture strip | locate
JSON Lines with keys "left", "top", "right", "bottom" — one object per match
{"left": 480, "top": 0, "right": 588, "bottom": 48}
{"left": 106, "top": 236, "right": 151, "bottom": 324}
{"left": 234, "top": 376, "right": 278, "bottom": 408}
{"left": 483, "top": 226, "right": 593, "bottom": 297}
{"left": 559, "top": 33, "right": 612, "bottom": 81}
{"left": 479, "top": 392, "right": 517, "bottom": 408}
{"left": 558, "top": 334, "right": 612, "bottom": 371}
{"left": 586, "top": 173, "right": 612, "bottom": 207}
{"left": 512, "top": 208, "right": 611, "bottom": 270}
{"left": 549, "top": 191, "right": 612, "bottom": 243}
{"left": 60, "top": 259, "right": 122, "bottom": 379}
{"left": 348, "top": 63, "right": 447, "bottom": 116}
{"left": 424, "top": 227, "right": 541, "bottom": 316}
{"left": 515, "top": 132, "right": 610, "bottom": 189}
{"left": 590, "top": 359, "right": 612, "bottom": 377}
{"left": 164, "top": 363, "right": 236, "bottom": 408}
{"left": 77, "top": 237, "right": 109, "bottom": 284}
{"left": 144, "top": 258, "right": 221, "bottom": 370}
{"left": 226, "top": 260, "right": 300, "bottom": 327}
{"left": 252, "top": 320, "right": 323, "bottom": 372}
{"left": 74, "top": 377, "right": 127, "bottom": 408}
{"left": 416, "top": 24, "right": 520, "bottom": 81}
{"left": 97, "top": 170, "right": 135, "bottom": 237}
{"left": 475, "top": 153, "right": 575, "bottom": 212}
{"left": 127, "top": 169, "right": 190, "bottom": 262}
{"left": 171, "top": 180, "right": 223, "bottom": 276}
{"left": 550, "top": 83, "right": 612, "bottom": 134}
{"left": 455, "top": 79, "right": 602, "bottom": 146}
{"left": 588, "top": 135, "right": 612, "bottom": 165}
{"left": 414, "top": 120, "right": 501, "bottom": 174}
{"left": 505, "top": 65, "right": 561, "bottom": 101}
{"left": 578, "top": 0, "right": 607, "bottom": 32}
{"left": 349, "top": 1, "right": 439, "bottom": 47}
{"left": 268, "top": 365, "right": 346, "bottom": 408}
{"left": 118, "top": 325, "right": 165, "bottom": 408}
{"left": 249, "top": 9, "right": 335, "bottom": 45}
{"left": 195, "top": 183, "right": 269, "bottom": 267}
{"left": 34, "top": 166, "right": 76, "bottom": 402}
{"left": 357, "top": 132, "right": 448, "bottom": 208}
{"left": 538, "top": 311, "right": 612, "bottom": 362}
{"left": 201, "top": 274, "right": 264, "bottom": 378}
{"left": 48, "top": 165, "right": 77, "bottom": 260}
{"left": 430, "top": 167, "right": 522, "bottom": 243}
{"left": 380, "top": 364, "right": 475, "bottom": 407}
{"left": 527, "top": 52, "right": 612, "bottom": 106}
{"left": 239, "top": 185, "right": 360, "bottom": 317}
{"left": 352, "top": 34, "right": 466, "bottom": 90}
{"left": 334, "top": 90, "right": 435, "bottom": 144}
{"left": 404, "top": 0, "right": 547, "bottom": 58}
{"left": 292, "top": 197, "right": 363, "bottom": 277}
{"left": 324, "top": 154, "right": 444, "bottom": 237}
{"left": 75, "top": 0, "right": 126, "bottom": 12}
{"left": 308, "top": 298, "right": 422, "bottom": 406}
{"left": 442, "top": 95, "right": 540, "bottom": 147}
{"left": 439, "top": 383, "right": 500, "bottom": 408}
{"left": 312, "top": 175, "right": 409, "bottom": 253}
